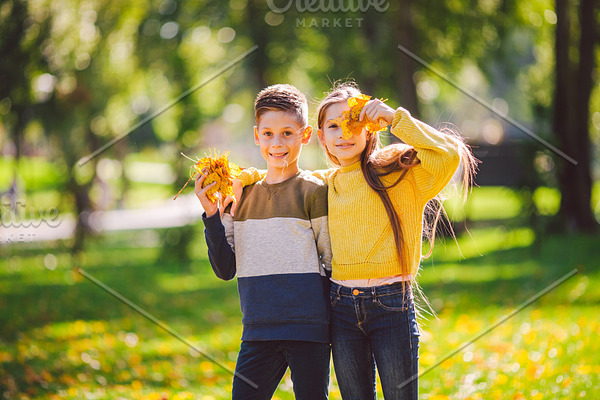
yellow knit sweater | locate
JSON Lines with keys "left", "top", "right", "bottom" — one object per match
{"left": 240, "top": 107, "right": 461, "bottom": 280}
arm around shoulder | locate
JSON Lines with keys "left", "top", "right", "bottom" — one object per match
{"left": 237, "top": 167, "right": 265, "bottom": 187}
{"left": 310, "top": 168, "right": 335, "bottom": 183}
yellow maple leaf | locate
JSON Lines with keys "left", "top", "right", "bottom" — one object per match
{"left": 173, "top": 150, "right": 241, "bottom": 201}
{"left": 334, "top": 94, "right": 387, "bottom": 139}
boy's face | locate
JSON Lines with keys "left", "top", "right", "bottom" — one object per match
{"left": 254, "top": 111, "right": 311, "bottom": 172}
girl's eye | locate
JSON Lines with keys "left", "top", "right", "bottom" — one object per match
{"left": 328, "top": 124, "right": 338, "bottom": 129}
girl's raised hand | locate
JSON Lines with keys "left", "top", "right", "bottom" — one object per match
{"left": 195, "top": 169, "right": 219, "bottom": 217}
{"left": 359, "top": 98, "right": 395, "bottom": 127}
{"left": 221, "top": 178, "right": 243, "bottom": 217}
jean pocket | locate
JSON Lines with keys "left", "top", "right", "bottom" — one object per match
{"left": 375, "top": 293, "right": 408, "bottom": 311}
{"left": 330, "top": 293, "right": 339, "bottom": 307}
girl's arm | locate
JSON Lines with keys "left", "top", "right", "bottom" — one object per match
{"left": 236, "top": 167, "right": 335, "bottom": 186}
{"left": 236, "top": 167, "right": 264, "bottom": 187}
{"left": 389, "top": 107, "right": 461, "bottom": 203}
{"left": 310, "top": 169, "right": 335, "bottom": 182}
{"left": 229, "top": 168, "right": 333, "bottom": 218}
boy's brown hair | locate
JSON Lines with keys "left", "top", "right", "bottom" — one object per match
{"left": 254, "top": 84, "right": 308, "bottom": 127}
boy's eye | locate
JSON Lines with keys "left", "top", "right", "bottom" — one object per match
{"left": 283, "top": 130, "right": 293, "bottom": 136}
{"left": 262, "top": 131, "right": 272, "bottom": 136}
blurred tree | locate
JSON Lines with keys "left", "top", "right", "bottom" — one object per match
{"left": 0, "top": 0, "right": 49, "bottom": 202}
{"left": 554, "top": 0, "right": 598, "bottom": 232}
{"left": 394, "top": 0, "right": 420, "bottom": 118}
{"left": 3, "top": 0, "right": 598, "bottom": 249}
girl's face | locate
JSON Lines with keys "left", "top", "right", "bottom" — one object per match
{"left": 318, "top": 101, "right": 367, "bottom": 167}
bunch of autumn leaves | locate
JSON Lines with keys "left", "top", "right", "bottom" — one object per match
{"left": 174, "top": 95, "right": 386, "bottom": 201}
{"left": 173, "top": 150, "right": 241, "bottom": 202}
{"left": 332, "top": 94, "right": 387, "bottom": 139}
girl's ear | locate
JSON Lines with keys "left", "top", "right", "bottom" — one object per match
{"left": 301, "top": 126, "right": 312, "bottom": 144}
{"left": 254, "top": 126, "right": 260, "bottom": 145}
{"left": 317, "top": 128, "right": 325, "bottom": 146}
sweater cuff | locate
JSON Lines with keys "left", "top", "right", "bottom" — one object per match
{"left": 391, "top": 107, "right": 409, "bottom": 128}
{"left": 202, "top": 211, "right": 224, "bottom": 233}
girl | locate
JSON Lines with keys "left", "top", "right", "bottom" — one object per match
{"left": 313, "top": 82, "right": 476, "bottom": 399}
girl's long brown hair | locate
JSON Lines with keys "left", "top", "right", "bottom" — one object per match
{"left": 317, "top": 81, "right": 478, "bottom": 279}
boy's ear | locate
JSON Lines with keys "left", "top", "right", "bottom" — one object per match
{"left": 301, "top": 126, "right": 312, "bottom": 144}
{"left": 254, "top": 126, "right": 260, "bottom": 145}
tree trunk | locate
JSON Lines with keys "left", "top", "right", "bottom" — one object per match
{"left": 9, "top": 106, "right": 26, "bottom": 208}
{"left": 246, "top": 0, "right": 268, "bottom": 90}
{"left": 69, "top": 177, "right": 93, "bottom": 253}
{"left": 395, "top": 0, "right": 420, "bottom": 119}
{"left": 553, "top": 0, "right": 598, "bottom": 233}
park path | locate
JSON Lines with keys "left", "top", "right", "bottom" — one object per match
{"left": 0, "top": 194, "right": 204, "bottom": 245}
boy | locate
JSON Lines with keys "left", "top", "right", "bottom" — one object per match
{"left": 195, "top": 84, "right": 332, "bottom": 400}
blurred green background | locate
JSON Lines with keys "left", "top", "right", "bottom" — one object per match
{"left": 1, "top": 0, "right": 599, "bottom": 399}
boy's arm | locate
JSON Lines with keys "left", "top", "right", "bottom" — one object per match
{"left": 390, "top": 107, "right": 461, "bottom": 202}
{"left": 202, "top": 212, "right": 236, "bottom": 281}
{"left": 310, "top": 184, "right": 332, "bottom": 276}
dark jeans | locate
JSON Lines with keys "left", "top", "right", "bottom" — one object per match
{"left": 232, "top": 340, "right": 331, "bottom": 400}
{"left": 330, "top": 282, "right": 420, "bottom": 400}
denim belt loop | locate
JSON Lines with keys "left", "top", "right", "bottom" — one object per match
{"left": 371, "top": 286, "right": 376, "bottom": 302}
{"left": 336, "top": 283, "right": 342, "bottom": 299}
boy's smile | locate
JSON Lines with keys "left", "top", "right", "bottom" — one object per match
{"left": 254, "top": 110, "right": 312, "bottom": 183}
{"left": 269, "top": 150, "right": 289, "bottom": 158}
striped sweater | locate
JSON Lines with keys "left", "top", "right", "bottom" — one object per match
{"left": 202, "top": 170, "right": 332, "bottom": 343}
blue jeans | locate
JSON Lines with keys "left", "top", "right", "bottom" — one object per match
{"left": 232, "top": 340, "right": 330, "bottom": 400}
{"left": 330, "top": 282, "right": 420, "bottom": 400}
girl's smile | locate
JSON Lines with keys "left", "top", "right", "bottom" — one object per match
{"left": 318, "top": 102, "right": 367, "bottom": 167}
{"left": 335, "top": 141, "right": 355, "bottom": 149}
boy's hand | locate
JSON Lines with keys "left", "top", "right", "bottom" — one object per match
{"left": 222, "top": 178, "right": 243, "bottom": 217}
{"left": 195, "top": 169, "right": 218, "bottom": 217}
{"left": 360, "top": 98, "right": 395, "bottom": 127}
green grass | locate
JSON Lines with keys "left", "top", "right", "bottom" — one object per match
{"left": 2, "top": 227, "right": 599, "bottom": 399}
{"left": 1, "top": 185, "right": 600, "bottom": 399}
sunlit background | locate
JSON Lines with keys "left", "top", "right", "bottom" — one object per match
{"left": 1, "top": 0, "right": 599, "bottom": 399}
